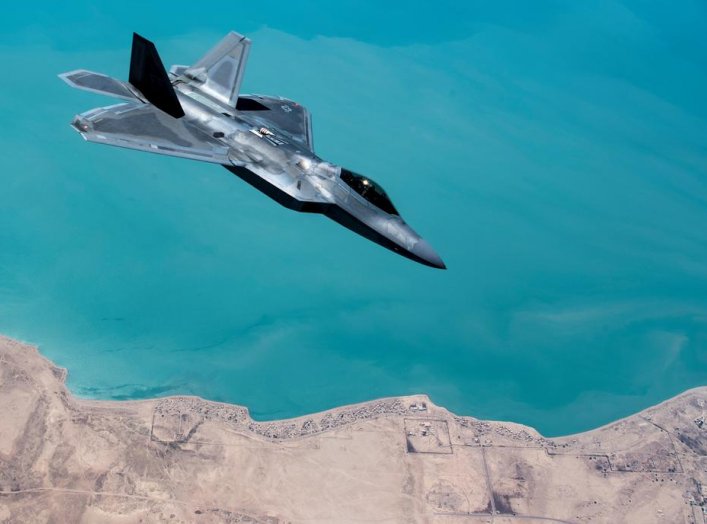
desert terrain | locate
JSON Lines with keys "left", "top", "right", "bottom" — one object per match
{"left": 0, "top": 335, "right": 705, "bottom": 523}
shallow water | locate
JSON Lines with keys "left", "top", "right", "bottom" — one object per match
{"left": 1, "top": 2, "right": 706, "bottom": 436}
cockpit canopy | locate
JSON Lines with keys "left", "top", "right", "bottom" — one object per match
{"left": 340, "top": 168, "right": 399, "bottom": 216}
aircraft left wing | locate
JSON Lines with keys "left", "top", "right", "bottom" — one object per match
{"left": 71, "top": 103, "right": 229, "bottom": 164}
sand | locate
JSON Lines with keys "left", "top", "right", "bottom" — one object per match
{"left": 0, "top": 334, "right": 705, "bottom": 523}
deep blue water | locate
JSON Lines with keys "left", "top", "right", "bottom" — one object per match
{"left": 1, "top": 2, "right": 706, "bottom": 436}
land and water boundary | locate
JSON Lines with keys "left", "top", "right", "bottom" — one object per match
{"left": 0, "top": 334, "right": 705, "bottom": 523}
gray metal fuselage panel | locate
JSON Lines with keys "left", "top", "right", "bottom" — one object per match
{"left": 171, "top": 84, "right": 426, "bottom": 259}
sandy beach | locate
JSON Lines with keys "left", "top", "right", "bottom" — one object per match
{"left": 0, "top": 334, "right": 705, "bottom": 523}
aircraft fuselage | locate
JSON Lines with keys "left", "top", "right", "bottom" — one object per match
{"left": 173, "top": 86, "right": 445, "bottom": 268}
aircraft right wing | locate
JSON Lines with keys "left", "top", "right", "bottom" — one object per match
{"left": 71, "top": 102, "right": 229, "bottom": 164}
{"left": 236, "top": 96, "right": 314, "bottom": 152}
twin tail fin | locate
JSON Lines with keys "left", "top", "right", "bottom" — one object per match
{"left": 128, "top": 33, "right": 184, "bottom": 118}
{"left": 59, "top": 33, "right": 185, "bottom": 119}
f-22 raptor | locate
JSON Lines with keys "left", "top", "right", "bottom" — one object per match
{"left": 60, "top": 32, "right": 446, "bottom": 269}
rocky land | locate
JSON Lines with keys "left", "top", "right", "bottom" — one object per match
{"left": 0, "top": 335, "right": 705, "bottom": 523}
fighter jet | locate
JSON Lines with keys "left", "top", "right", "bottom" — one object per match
{"left": 60, "top": 32, "right": 446, "bottom": 269}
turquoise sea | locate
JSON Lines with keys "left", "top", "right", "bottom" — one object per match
{"left": 1, "top": 2, "right": 706, "bottom": 436}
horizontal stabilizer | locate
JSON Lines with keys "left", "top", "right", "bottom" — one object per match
{"left": 129, "top": 33, "right": 185, "bottom": 118}
{"left": 59, "top": 70, "right": 139, "bottom": 101}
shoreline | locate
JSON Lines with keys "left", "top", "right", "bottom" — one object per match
{"left": 1, "top": 333, "right": 705, "bottom": 522}
{"left": 5, "top": 334, "right": 696, "bottom": 440}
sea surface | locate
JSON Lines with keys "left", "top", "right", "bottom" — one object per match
{"left": 1, "top": 2, "right": 706, "bottom": 436}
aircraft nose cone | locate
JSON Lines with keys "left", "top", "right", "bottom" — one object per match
{"left": 411, "top": 239, "right": 446, "bottom": 269}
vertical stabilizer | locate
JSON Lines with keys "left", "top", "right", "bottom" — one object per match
{"left": 183, "top": 32, "right": 251, "bottom": 109}
{"left": 129, "top": 33, "right": 185, "bottom": 118}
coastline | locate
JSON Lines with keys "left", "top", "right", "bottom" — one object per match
{"left": 1, "top": 334, "right": 705, "bottom": 522}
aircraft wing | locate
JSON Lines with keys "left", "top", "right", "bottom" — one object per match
{"left": 71, "top": 103, "right": 229, "bottom": 164}
{"left": 257, "top": 99, "right": 314, "bottom": 152}
{"left": 238, "top": 96, "right": 314, "bottom": 152}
